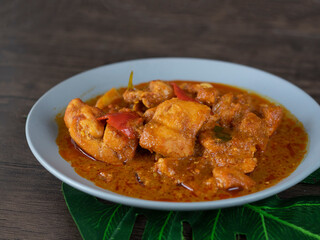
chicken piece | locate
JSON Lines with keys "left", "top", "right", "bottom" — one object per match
{"left": 64, "top": 98, "right": 120, "bottom": 164}
{"left": 122, "top": 89, "right": 143, "bottom": 104}
{"left": 140, "top": 98, "right": 211, "bottom": 157}
{"left": 155, "top": 157, "right": 217, "bottom": 195}
{"left": 260, "top": 104, "right": 283, "bottom": 136}
{"left": 212, "top": 93, "right": 251, "bottom": 128}
{"left": 123, "top": 80, "right": 174, "bottom": 108}
{"left": 140, "top": 121, "right": 195, "bottom": 157}
{"left": 241, "top": 157, "right": 258, "bottom": 174}
{"left": 213, "top": 167, "right": 256, "bottom": 190}
{"left": 200, "top": 114, "right": 219, "bottom": 131}
{"left": 196, "top": 86, "right": 219, "bottom": 105}
{"left": 199, "top": 129, "right": 257, "bottom": 173}
{"left": 180, "top": 82, "right": 211, "bottom": 93}
{"left": 238, "top": 112, "right": 269, "bottom": 150}
{"left": 103, "top": 125, "right": 138, "bottom": 162}
{"left": 143, "top": 107, "right": 157, "bottom": 123}
{"left": 180, "top": 82, "right": 202, "bottom": 94}
{"left": 64, "top": 98, "right": 105, "bottom": 139}
{"left": 152, "top": 98, "right": 211, "bottom": 137}
{"left": 200, "top": 110, "right": 280, "bottom": 171}
{"left": 180, "top": 82, "right": 220, "bottom": 105}
{"left": 64, "top": 98, "right": 138, "bottom": 165}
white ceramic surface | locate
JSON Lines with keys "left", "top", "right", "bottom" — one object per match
{"left": 26, "top": 58, "right": 320, "bottom": 211}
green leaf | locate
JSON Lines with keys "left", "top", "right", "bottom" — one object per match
{"left": 302, "top": 168, "right": 320, "bottom": 184}
{"left": 213, "top": 125, "right": 232, "bottom": 142}
{"left": 62, "top": 183, "right": 320, "bottom": 240}
{"left": 141, "top": 210, "right": 184, "bottom": 240}
{"left": 62, "top": 184, "right": 136, "bottom": 240}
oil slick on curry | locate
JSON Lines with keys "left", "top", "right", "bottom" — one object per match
{"left": 56, "top": 76, "right": 308, "bottom": 202}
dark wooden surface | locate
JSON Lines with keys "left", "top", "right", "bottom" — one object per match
{"left": 1, "top": 0, "right": 320, "bottom": 239}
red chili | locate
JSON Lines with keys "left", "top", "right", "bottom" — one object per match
{"left": 171, "top": 83, "right": 198, "bottom": 102}
{"left": 97, "top": 112, "right": 140, "bottom": 139}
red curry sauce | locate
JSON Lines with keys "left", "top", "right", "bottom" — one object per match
{"left": 56, "top": 81, "right": 308, "bottom": 202}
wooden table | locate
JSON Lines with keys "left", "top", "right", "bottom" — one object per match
{"left": 1, "top": 1, "right": 319, "bottom": 239}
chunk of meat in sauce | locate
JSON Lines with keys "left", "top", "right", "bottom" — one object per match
{"left": 237, "top": 105, "right": 283, "bottom": 150}
{"left": 140, "top": 122, "right": 195, "bottom": 157}
{"left": 180, "top": 82, "right": 220, "bottom": 105}
{"left": 123, "top": 80, "right": 174, "bottom": 108}
{"left": 64, "top": 98, "right": 119, "bottom": 164}
{"left": 213, "top": 167, "right": 256, "bottom": 190}
{"left": 196, "top": 87, "right": 219, "bottom": 105}
{"left": 64, "top": 98, "right": 138, "bottom": 165}
{"left": 200, "top": 130, "right": 258, "bottom": 173}
{"left": 200, "top": 107, "right": 283, "bottom": 174}
{"left": 212, "top": 93, "right": 251, "bottom": 128}
{"left": 143, "top": 107, "right": 157, "bottom": 123}
{"left": 155, "top": 157, "right": 217, "bottom": 195}
{"left": 103, "top": 125, "right": 138, "bottom": 163}
{"left": 260, "top": 104, "right": 283, "bottom": 136}
{"left": 200, "top": 114, "right": 220, "bottom": 132}
{"left": 140, "top": 98, "right": 211, "bottom": 157}
{"left": 238, "top": 112, "right": 269, "bottom": 150}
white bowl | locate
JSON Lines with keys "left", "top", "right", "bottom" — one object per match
{"left": 25, "top": 58, "right": 320, "bottom": 211}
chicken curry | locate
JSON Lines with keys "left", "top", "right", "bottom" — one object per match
{"left": 56, "top": 78, "right": 308, "bottom": 202}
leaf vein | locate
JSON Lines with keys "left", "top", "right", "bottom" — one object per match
{"left": 103, "top": 204, "right": 122, "bottom": 240}
{"left": 260, "top": 213, "right": 269, "bottom": 240}
{"left": 260, "top": 203, "right": 320, "bottom": 210}
{"left": 211, "top": 209, "right": 221, "bottom": 240}
{"left": 158, "top": 211, "right": 173, "bottom": 240}
{"left": 247, "top": 204, "right": 320, "bottom": 240}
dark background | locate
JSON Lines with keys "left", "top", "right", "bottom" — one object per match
{"left": 1, "top": 1, "right": 319, "bottom": 239}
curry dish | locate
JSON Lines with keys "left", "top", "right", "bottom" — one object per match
{"left": 57, "top": 79, "right": 308, "bottom": 202}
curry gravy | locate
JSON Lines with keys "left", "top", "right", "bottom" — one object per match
{"left": 56, "top": 81, "right": 308, "bottom": 202}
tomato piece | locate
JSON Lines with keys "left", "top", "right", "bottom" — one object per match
{"left": 171, "top": 83, "right": 198, "bottom": 102}
{"left": 97, "top": 112, "right": 140, "bottom": 139}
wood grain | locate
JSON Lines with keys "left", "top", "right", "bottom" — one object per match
{"left": 1, "top": 0, "right": 319, "bottom": 239}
